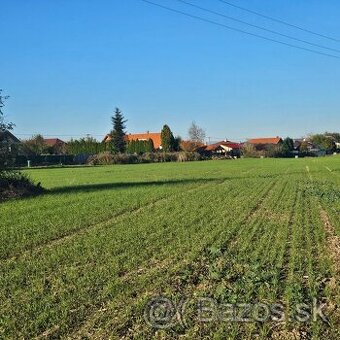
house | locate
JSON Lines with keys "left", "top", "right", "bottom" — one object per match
{"left": 202, "top": 140, "right": 241, "bottom": 157}
{"left": 293, "top": 139, "right": 303, "bottom": 150}
{"left": 43, "top": 138, "right": 66, "bottom": 148}
{"left": 43, "top": 138, "right": 66, "bottom": 154}
{"left": 292, "top": 138, "right": 328, "bottom": 156}
{"left": 247, "top": 137, "right": 282, "bottom": 150}
{"left": 0, "top": 130, "right": 20, "bottom": 152}
{"left": 248, "top": 137, "right": 282, "bottom": 146}
{"left": 0, "top": 130, "right": 20, "bottom": 144}
{"left": 180, "top": 140, "right": 206, "bottom": 152}
{"left": 104, "top": 132, "right": 162, "bottom": 149}
{"left": 0, "top": 131, "right": 21, "bottom": 165}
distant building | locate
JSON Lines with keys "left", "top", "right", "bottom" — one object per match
{"left": 180, "top": 140, "right": 206, "bottom": 152}
{"left": 0, "top": 131, "right": 21, "bottom": 163}
{"left": 43, "top": 138, "right": 65, "bottom": 147}
{"left": 43, "top": 138, "right": 66, "bottom": 154}
{"left": 202, "top": 140, "right": 241, "bottom": 157}
{"left": 248, "top": 137, "right": 282, "bottom": 146}
{"left": 104, "top": 132, "right": 162, "bottom": 150}
{"left": 247, "top": 137, "right": 282, "bottom": 151}
{"left": 0, "top": 130, "right": 20, "bottom": 152}
{"left": 0, "top": 130, "right": 20, "bottom": 144}
{"left": 293, "top": 139, "right": 326, "bottom": 156}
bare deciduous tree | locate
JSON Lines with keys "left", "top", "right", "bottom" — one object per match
{"left": 188, "top": 121, "right": 206, "bottom": 145}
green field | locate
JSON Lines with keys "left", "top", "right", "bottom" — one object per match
{"left": 1, "top": 157, "right": 339, "bottom": 339}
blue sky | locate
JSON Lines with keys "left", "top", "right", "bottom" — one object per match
{"left": 1, "top": 0, "right": 340, "bottom": 141}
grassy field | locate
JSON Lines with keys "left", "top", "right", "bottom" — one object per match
{"left": 0, "top": 157, "right": 339, "bottom": 339}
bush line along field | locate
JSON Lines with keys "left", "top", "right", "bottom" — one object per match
{"left": 0, "top": 157, "right": 339, "bottom": 338}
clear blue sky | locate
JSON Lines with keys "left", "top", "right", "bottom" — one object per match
{"left": 1, "top": 0, "right": 340, "bottom": 141}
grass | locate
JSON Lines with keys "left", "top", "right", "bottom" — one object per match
{"left": 0, "top": 157, "right": 339, "bottom": 338}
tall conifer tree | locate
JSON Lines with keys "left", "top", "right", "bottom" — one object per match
{"left": 110, "top": 108, "right": 127, "bottom": 153}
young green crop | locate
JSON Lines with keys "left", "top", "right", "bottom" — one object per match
{"left": 0, "top": 156, "right": 339, "bottom": 338}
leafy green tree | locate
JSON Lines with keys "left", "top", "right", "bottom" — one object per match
{"left": 21, "top": 135, "right": 48, "bottom": 156}
{"left": 111, "top": 108, "right": 127, "bottom": 153}
{"left": 325, "top": 132, "right": 340, "bottom": 143}
{"left": 66, "top": 137, "right": 106, "bottom": 155}
{"left": 310, "top": 134, "right": 335, "bottom": 152}
{"left": 126, "top": 140, "right": 133, "bottom": 154}
{"left": 324, "top": 132, "right": 340, "bottom": 151}
{"left": 173, "top": 136, "right": 182, "bottom": 152}
{"left": 0, "top": 90, "right": 13, "bottom": 132}
{"left": 127, "top": 139, "right": 154, "bottom": 154}
{"left": 160, "top": 124, "right": 175, "bottom": 152}
{"left": 132, "top": 140, "right": 137, "bottom": 153}
{"left": 146, "top": 139, "right": 154, "bottom": 152}
{"left": 281, "top": 137, "right": 294, "bottom": 156}
{"left": 242, "top": 143, "right": 258, "bottom": 158}
{"left": 0, "top": 90, "right": 15, "bottom": 170}
{"left": 136, "top": 140, "right": 143, "bottom": 154}
{"left": 300, "top": 141, "right": 309, "bottom": 154}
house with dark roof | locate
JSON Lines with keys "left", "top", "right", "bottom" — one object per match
{"left": 0, "top": 130, "right": 21, "bottom": 162}
{"left": 0, "top": 130, "right": 20, "bottom": 152}
{"left": 0, "top": 130, "right": 20, "bottom": 144}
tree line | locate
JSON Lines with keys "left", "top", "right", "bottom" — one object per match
{"left": 1, "top": 90, "right": 340, "bottom": 162}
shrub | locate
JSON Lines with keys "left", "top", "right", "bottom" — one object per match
{"left": 87, "top": 152, "right": 139, "bottom": 165}
{"left": 87, "top": 152, "right": 114, "bottom": 165}
{"left": 242, "top": 143, "right": 284, "bottom": 158}
{"left": 140, "top": 152, "right": 158, "bottom": 163}
{"left": 159, "top": 152, "right": 178, "bottom": 162}
{"left": 112, "top": 153, "right": 139, "bottom": 164}
{"left": 242, "top": 143, "right": 259, "bottom": 158}
{"left": 19, "top": 151, "right": 199, "bottom": 166}
{"left": 126, "top": 139, "right": 154, "bottom": 154}
{"left": 177, "top": 151, "right": 201, "bottom": 162}
{"left": 66, "top": 138, "right": 107, "bottom": 155}
{"left": 0, "top": 171, "right": 44, "bottom": 201}
{"left": 86, "top": 151, "right": 203, "bottom": 165}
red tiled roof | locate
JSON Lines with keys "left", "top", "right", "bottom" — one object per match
{"left": 180, "top": 140, "right": 205, "bottom": 151}
{"left": 205, "top": 141, "right": 241, "bottom": 152}
{"left": 247, "top": 137, "right": 282, "bottom": 145}
{"left": 43, "top": 138, "right": 65, "bottom": 146}
{"left": 125, "top": 133, "right": 162, "bottom": 149}
{"left": 104, "top": 132, "right": 162, "bottom": 149}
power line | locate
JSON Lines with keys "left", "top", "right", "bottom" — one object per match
{"left": 217, "top": 0, "right": 340, "bottom": 43}
{"left": 139, "top": 0, "right": 340, "bottom": 59}
{"left": 176, "top": 0, "right": 340, "bottom": 54}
